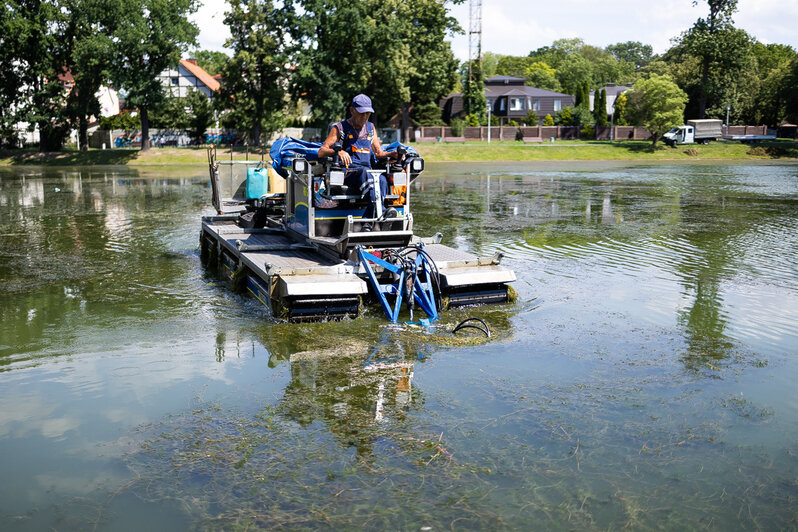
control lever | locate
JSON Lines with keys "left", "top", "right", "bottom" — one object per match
{"left": 330, "top": 141, "right": 344, "bottom": 169}
{"left": 391, "top": 145, "right": 407, "bottom": 171}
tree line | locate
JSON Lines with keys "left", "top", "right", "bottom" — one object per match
{"left": 1, "top": 0, "right": 460, "bottom": 151}
{"left": 453, "top": 0, "right": 798, "bottom": 143}
{"left": 3, "top": 0, "right": 798, "bottom": 152}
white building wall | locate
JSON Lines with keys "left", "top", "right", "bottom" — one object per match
{"left": 158, "top": 64, "right": 213, "bottom": 98}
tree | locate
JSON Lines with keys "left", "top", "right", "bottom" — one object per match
{"left": 221, "top": 0, "right": 294, "bottom": 146}
{"left": 685, "top": 0, "right": 739, "bottom": 118}
{"left": 554, "top": 106, "right": 592, "bottom": 127}
{"left": 194, "top": 50, "right": 230, "bottom": 76}
{"left": 524, "top": 61, "right": 560, "bottom": 91}
{"left": 785, "top": 57, "right": 798, "bottom": 124}
{"left": 64, "top": 0, "right": 117, "bottom": 151}
{"left": 481, "top": 51, "right": 500, "bottom": 78}
{"left": 556, "top": 54, "right": 593, "bottom": 96}
{"left": 542, "top": 113, "right": 554, "bottom": 126}
{"left": 412, "top": 102, "right": 443, "bottom": 127}
{"left": 495, "top": 55, "right": 534, "bottom": 78}
{"left": 582, "top": 81, "right": 590, "bottom": 110}
{"left": 292, "top": 0, "right": 458, "bottom": 141}
{"left": 594, "top": 88, "right": 608, "bottom": 126}
{"left": 613, "top": 91, "right": 628, "bottom": 125}
{"left": 0, "top": 0, "right": 38, "bottom": 147}
{"left": 463, "top": 56, "right": 486, "bottom": 123}
{"left": 3, "top": 0, "right": 73, "bottom": 151}
{"left": 530, "top": 38, "right": 585, "bottom": 69}
{"left": 606, "top": 41, "right": 654, "bottom": 70}
{"left": 108, "top": 0, "right": 199, "bottom": 151}
{"left": 149, "top": 96, "right": 190, "bottom": 129}
{"left": 626, "top": 74, "right": 687, "bottom": 146}
{"left": 554, "top": 106, "right": 573, "bottom": 126}
{"left": 747, "top": 43, "right": 796, "bottom": 126}
{"left": 185, "top": 89, "right": 214, "bottom": 143}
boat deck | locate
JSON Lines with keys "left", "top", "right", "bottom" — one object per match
{"left": 201, "top": 214, "right": 515, "bottom": 320}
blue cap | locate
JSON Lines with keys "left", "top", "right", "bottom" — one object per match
{"left": 350, "top": 94, "right": 374, "bottom": 113}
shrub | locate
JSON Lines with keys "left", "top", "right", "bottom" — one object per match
{"left": 99, "top": 111, "right": 139, "bottom": 131}
{"left": 515, "top": 128, "right": 524, "bottom": 141}
{"left": 507, "top": 119, "right": 519, "bottom": 127}
{"left": 465, "top": 113, "right": 481, "bottom": 127}
{"left": 580, "top": 125, "right": 595, "bottom": 139}
{"left": 543, "top": 114, "right": 555, "bottom": 126}
{"left": 450, "top": 117, "right": 465, "bottom": 136}
{"left": 684, "top": 148, "right": 699, "bottom": 156}
{"left": 412, "top": 102, "right": 444, "bottom": 126}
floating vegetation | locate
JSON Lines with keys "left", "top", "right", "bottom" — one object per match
{"left": 112, "top": 342, "right": 798, "bottom": 531}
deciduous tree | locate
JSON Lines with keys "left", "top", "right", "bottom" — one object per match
{"left": 220, "top": 0, "right": 292, "bottom": 146}
{"left": 684, "top": 0, "right": 739, "bottom": 118}
{"left": 194, "top": 50, "right": 230, "bottom": 76}
{"left": 606, "top": 41, "right": 654, "bottom": 70}
{"left": 108, "top": 0, "right": 199, "bottom": 151}
{"left": 626, "top": 74, "right": 687, "bottom": 146}
{"left": 291, "top": 0, "right": 459, "bottom": 141}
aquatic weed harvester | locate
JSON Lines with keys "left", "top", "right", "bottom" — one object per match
{"left": 200, "top": 139, "right": 516, "bottom": 323}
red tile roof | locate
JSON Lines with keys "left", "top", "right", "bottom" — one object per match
{"left": 180, "top": 59, "right": 220, "bottom": 92}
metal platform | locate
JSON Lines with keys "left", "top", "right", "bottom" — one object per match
{"left": 201, "top": 214, "right": 516, "bottom": 321}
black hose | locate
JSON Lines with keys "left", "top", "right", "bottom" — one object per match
{"left": 452, "top": 317, "right": 491, "bottom": 338}
{"left": 398, "top": 246, "right": 442, "bottom": 311}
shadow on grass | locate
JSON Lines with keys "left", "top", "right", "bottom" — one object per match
{"left": 603, "top": 140, "right": 666, "bottom": 154}
{"left": 0, "top": 148, "right": 140, "bottom": 166}
{"left": 749, "top": 141, "right": 798, "bottom": 159}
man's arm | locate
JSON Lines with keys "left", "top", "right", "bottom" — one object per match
{"left": 371, "top": 135, "right": 396, "bottom": 161}
{"left": 318, "top": 125, "right": 352, "bottom": 167}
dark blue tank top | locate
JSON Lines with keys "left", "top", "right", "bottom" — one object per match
{"left": 336, "top": 120, "right": 374, "bottom": 169}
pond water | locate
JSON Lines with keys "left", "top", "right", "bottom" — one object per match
{"left": 1, "top": 161, "right": 797, "bottom": 530}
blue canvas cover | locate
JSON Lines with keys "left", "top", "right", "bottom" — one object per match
{"left": 270, "top": 137, "right": 321, "bottom": 178}
{"left": 270, "top": 137, "right": 419, "bottom": 178}
{"left": 381, "top": 142, "right": 418, "bottom": 159}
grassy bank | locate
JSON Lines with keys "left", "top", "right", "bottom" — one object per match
{"left": 2, "top": 139, "right": 797, "bottom": 166}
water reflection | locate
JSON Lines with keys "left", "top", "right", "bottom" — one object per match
{"left": 2, "top": 163, "right": 798, "bottom": 530}
{"left": 279, "top": 335, "right": 425, "bottom": 459}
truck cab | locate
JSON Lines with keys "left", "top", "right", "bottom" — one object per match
{"left": 663, "top": 126, "right": 694, "bottom": 146}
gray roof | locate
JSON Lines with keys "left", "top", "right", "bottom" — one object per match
{"left": 591, "top": 84, "right": 632, "bottom": 97}
{"left": 486, "top": 75, "right": 526, "bottom": 85}
{"left": 486, "top": 85, "right": 572, "bottom": 98}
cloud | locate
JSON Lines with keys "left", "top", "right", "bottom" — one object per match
{"left": 194, "top": 0, "right": 231, "bottom": 52}
{"left": 440, "top": 0, "right": 798, "bottom": 61}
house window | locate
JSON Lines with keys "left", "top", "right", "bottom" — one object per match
{"left": 553, "top": 99, "right": 562, "bottom": 111}
{"left": 499, "top": 98, "right": 506, "bottom": 111}
{"left": 486, "top": 98, "right": 493, "bottom": 109}
{"left": 533, "top": 99, "right": 540, "bottom": 111}
{"left": 171, "top": 77, "right": 179, "bottom": 86}
{"left": 510, "top": 98, "right": 523, "bottom": 111}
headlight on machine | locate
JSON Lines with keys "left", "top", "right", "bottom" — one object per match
{"left": 409, "top": 157, "right": 424, "bottom": 173}
{"left": 291, "top": 158, "right": 308, "bottom": 174}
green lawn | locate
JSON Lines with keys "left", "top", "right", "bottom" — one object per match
{"left": 2, "top": 139, "right": 797, "bottom": 166}
{"left": 409, "top": 139, "right": 798, "bottom": 162}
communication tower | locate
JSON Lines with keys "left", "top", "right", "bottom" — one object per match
{"left": 467, "top": 0, "right": 482, "bottom": 85}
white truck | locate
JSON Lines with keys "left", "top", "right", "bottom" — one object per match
{"left": 663, "top": 119, "right": 777, "bottom": 146}
{"left": 663, "top": 119, "right": 723, "bottom": 146}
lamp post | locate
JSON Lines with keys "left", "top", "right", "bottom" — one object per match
{"left": 487, "top": 102, "right": 491, "bottom": 144}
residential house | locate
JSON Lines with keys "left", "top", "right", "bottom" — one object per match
{"left": 441, "top": 75, "right": 575, "bottom": 125}
{"left": 158, "top": 59, "right": 220, "bottom": 99}
{"left": 589, "top": 83, "right": 632, "bottom": 116}
{"left": 12, "top": 69, "right": 120, "bottom": 146}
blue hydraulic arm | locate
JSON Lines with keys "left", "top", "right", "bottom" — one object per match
{"left": 357, "top": 245, "right": 439, "bottom": 324}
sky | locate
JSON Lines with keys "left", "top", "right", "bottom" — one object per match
{"left": 193, "top": 0, "right": 798, "bottom": 60}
